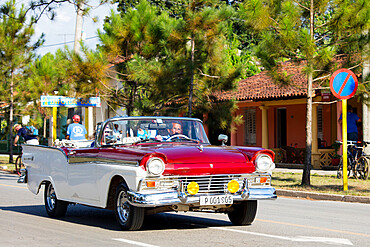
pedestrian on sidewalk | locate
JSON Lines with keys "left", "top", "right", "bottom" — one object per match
{"left": 338, "top": 105, "right": 361, "bottom": 141}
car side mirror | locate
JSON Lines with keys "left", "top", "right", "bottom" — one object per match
{"left": 218, "top": 134, "right": 228, "bottom": 146}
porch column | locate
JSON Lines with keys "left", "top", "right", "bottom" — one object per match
{"left": 363, "top": 42, "right": 370, "bottom": 153}
{"left": 259, "top": 105, "right": 269, "bottom": 149}
{"left": 312, "top": 104, "right": 318, "bottom": 153}
{"left": 311, "top": 104, "right": 320, "bottom": 168}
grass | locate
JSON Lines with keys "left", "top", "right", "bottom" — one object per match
{"left": 0, "top": 155, "right": 18, "bottom": 173}
{"left": 1, "top": 155, "right": 369, "bottom": 197}
{"left": 272, "top": 172, "right": 370, "bottom": 197}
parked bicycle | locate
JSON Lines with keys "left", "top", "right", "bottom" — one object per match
{"left": 354, "top": 142, "right": 370, "bottom": 180}
{"left": 336, "top": 140, "right": 370, "bottom": 180}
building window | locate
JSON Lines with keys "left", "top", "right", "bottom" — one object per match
{"left": 317, "top": 105, "right": 323, "bottom": 139}
{"left": 245, "top": 108, "right": 256, "bottom": 145}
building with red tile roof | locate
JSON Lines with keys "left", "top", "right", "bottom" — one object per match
{"left": 214, "top": 62, "right": 362, "bottom": 168}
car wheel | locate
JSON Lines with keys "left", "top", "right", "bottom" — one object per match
{"left": 228, "top": 200, "right": 257, "bottom": 225}
{"left": 44, "top": 182, "right": 68, "bottom": 217}
{"left": 114, "top": 183, "right": 145, "bottom": 230}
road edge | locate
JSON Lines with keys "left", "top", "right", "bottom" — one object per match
{"left": 276, "top": 189, "right": 370, "bottom": 204}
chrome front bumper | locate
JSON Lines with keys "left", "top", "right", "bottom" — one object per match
{"left": 127, "top": 187, "right": 277, "bottom": 207}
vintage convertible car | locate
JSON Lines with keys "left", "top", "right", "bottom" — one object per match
{"left": 18, "top": 116, "right": 276, "bottom": 230}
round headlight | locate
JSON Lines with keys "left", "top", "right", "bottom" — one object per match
{"left": 146, "top": 157, "right": 165, "bottom": 176}
{"left": 255, "top": 154, "right": 275, "bottom": 173}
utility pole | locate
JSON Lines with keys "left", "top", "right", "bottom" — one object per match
{"left": 73, "top": 1, "right": 93, "bottom": 138}
{"left": 74, "top": 1, "right": 84, "bottom": 54}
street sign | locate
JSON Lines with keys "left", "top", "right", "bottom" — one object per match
{"left": 41, "top": 96, "right": 101, "bottom": 107}
{"left": 330, "top": 68, "right": 358, "bottom": 100}
{"left": 329, "top": 68, "right": 358, "bottom": 191}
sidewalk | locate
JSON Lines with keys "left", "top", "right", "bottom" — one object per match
{"left": 274, "top": 167, "right": 370, "bottom": 204}
{"left": 274, "top": 167, "right": 337, "bottom": 176}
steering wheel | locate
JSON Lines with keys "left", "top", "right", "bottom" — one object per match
{"left": 167, "top": 134, "right": 190, "bottom": 141}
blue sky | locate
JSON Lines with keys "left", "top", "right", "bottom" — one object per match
{"left": 16, "top": 0, "right": 117, "bottom": 56}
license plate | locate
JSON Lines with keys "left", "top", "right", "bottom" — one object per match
{"left": 200, "top": 195, "right": 233, "bottom": 205}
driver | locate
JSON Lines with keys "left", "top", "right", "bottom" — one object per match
{"left": 170, "top": 122, "right": 182, "bottom": 135}
{"left": 156, "top": 122, "right": 183, "bottom": 141}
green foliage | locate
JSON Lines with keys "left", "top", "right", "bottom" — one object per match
{"left": 0, "top": 0, "right": 43, "bottom": 119}
{"left": 240, "top": 0, "right": 370, "bottom": 84}
{"left": 239, "top": 0, "right": 370, "bottom": 185}
{"left": 116, "top": 0, "right": 188, "bottom": 17}
{"left": 99, "top": 0, "right": 241, "bottom": 117}
{"left": 1, "top": 120, "right": 7, "bottom": 132}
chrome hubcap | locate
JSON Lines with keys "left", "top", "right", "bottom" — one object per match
{"left": 117, "top": 190, "right": 130, "bottom": 223}
{"left": 46, "top": 184, "right": 56, "bottom": 211}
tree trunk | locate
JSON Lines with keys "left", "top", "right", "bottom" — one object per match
{"left": 9, "top": 72, "right": 14, "bottom": 163}
{"left": 302, "top": 70, "right": 312, "bottom": 185}
{"left": 188, "top": 37, "right": 195, "bottom": 117}
{"left": 302, "top": 0, "right": 314, "bottom": 186}
{"left": 43, "top": 116, "right": 47, "bottom": 138}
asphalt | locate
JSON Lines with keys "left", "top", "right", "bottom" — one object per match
{"left": 274, "top": 168, "right": 370, "bottom": 204}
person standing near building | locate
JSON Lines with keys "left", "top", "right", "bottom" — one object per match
{"left": 66, "top": 115, "right": 87, "bottom": 140}
{"left": 338, "top": 105, "right": 361, "bottom": 141}
{"left": 13, "top": 124, "right": 39, "bottom": 145}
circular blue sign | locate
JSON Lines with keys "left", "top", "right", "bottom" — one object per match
{"left": 330, "top": 69, "right": 358, "bottom": 99}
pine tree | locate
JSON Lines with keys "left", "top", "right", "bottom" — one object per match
{"left": 0, "top": 0, "right": 43, "bottom": 162}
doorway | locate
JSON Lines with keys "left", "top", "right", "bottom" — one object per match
{"left": 277, "top": 108, "right": 287, "bottom": 147}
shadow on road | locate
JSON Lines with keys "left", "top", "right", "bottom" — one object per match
{"left": 0, "top": 171, "right": 18, "bottom": 181}
{"left": 0, "top": 203, "right": 232, "bottom": 231}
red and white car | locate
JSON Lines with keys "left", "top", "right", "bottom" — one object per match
{"left": 19, "top": 116, "right": 276, "bottom": 230}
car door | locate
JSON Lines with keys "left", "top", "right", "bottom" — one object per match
{"left": 67, "top": 147, "right": 100, "bottom": 204}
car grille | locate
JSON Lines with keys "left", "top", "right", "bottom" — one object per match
{"left": 140, "top": 174, "right": 271, "bottom": 193}
{"left": 178, "top": 175, "right": 244, "bottom": 194}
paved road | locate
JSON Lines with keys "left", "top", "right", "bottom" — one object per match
{"left": 1, "top": 170, "right": 369, "bottom": 246}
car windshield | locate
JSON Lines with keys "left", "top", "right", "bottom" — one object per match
{"left": 99, "top": 117, "right": 210, "bottom": 146}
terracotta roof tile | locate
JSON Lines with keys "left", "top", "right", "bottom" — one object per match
{"left": 215, "top": 61, "right": 315, "bottom": 101}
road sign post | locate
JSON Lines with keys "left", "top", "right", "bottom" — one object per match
{"left": 330, "top": 69, "right": 358, "bottom": 191}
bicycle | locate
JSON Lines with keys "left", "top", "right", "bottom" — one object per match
{"left": 353, "top": 141, "right": 370, "bottom": 180}
{"left": 336, "top": 140, "right": 370, "bottom": 180}
{"left": 336, "top": 140, "right": 358, "bottom": 179}
{"left": 14, "top": 153, "right": 23, "bottom": 176}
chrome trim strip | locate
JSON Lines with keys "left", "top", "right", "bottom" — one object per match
{"left": 69, "top": 157, "right": 96, "bottom": 164}
{"left": 127, "top": 187, "right": 277, "bottom": 207}
{"left": 96, "top": 158, "right": 139, "bottom": 166}
{"left": 68, "top": 156, "right": 139, "bottom": 166}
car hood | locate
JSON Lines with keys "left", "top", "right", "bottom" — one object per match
{"left": 133, "top": 144, "right": 267, "bottom": 176}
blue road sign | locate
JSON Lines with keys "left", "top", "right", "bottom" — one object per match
{"left": 41, "top": 96, "right": 101, "bottom": 107}
{"left": 330, "top": 69, "right": 358, "bottom": 100}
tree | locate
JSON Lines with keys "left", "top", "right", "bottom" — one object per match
{"left": 98, "top": 0, "right": 170, "bottom": 116}
{"left": 239, "top": 0, "right": 370, "bottom": 185}
{"left": 99, "top": 0, "right": 242, "bottom": 118}
{"left": 23, "top": 51, "right": 71, "bottom": 138}
{"left": 0, "top": 0, "right": 43, "bottom": 162}
{"left": 116, "top": 0, "right": 188, "bottom": 17}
